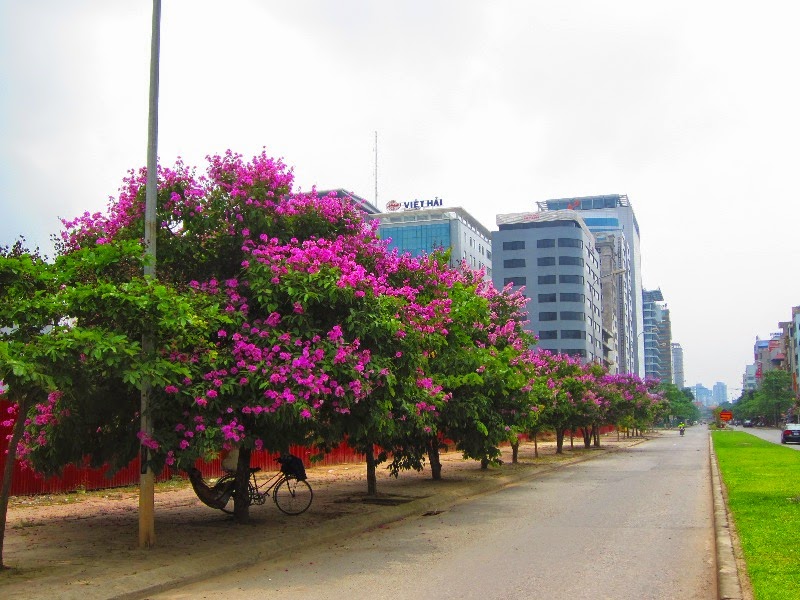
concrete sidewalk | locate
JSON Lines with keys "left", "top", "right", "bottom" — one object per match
{"left": 0, "top": 432, "right": 743, "bottom": 600}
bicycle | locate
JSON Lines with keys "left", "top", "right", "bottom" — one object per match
{"left": 200, "top": 458, "right": 313, "bottom": 516}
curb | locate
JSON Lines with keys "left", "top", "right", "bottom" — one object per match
{"left": 709, "top": 436, "right": 746, "bottom": 600}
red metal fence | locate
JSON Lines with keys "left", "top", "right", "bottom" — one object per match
{"left": 0, "top": 398, "right": 365, "bottom": 496}
{"left": 2, "top": 397, "right": 615, "bottom": 496}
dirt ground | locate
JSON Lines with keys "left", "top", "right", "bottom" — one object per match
{"left": 0, "top": 433, "right": 648, "bottom": 600}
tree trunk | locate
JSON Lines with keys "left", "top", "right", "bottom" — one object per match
{"left": 427, "top": 439, "right": 442, "bottom": 481}
{"left": 511, "top": 441, "right": 519, "bottom": 464}
{"left": 592, "top": 424, "right": 601, "bottom": 447}
{"left": 233, "top": 446, "right": 252, "bottom": 524}
{"left": 581, "top": 427, "right": 591, "bottom": 448}
{"left": 365, "top": 445, "right": 378, "bottom": 495}
{"left": 480, "top": 457, "right": 489, "bottom": 470}
{"left": 569, "top": 429, "right": 574, "bottom": 449}
{"left": 555, "top": 428, "right": 565, "bottom": 454}
{"left": 1, "top": 396, "right": 28, "bottom": 569}
{"left": 533, "top": 431, "right": 539, "bottom": 458}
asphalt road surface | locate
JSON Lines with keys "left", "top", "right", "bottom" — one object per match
{"left": 733, "top": 424, "right": 800, "bottom": 450}
{"left": 153, "top": 428, "right": 716, "bottom": 600}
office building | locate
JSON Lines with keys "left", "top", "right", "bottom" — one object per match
{"left": 712, "top": 382, "right": 728, "bottom": 405}
{"left": 642, "top": 288, "right": 672, "bottom": 383}
{"left": 491, "top": 210, "right": 603, "bottom": 362}
{"left": 693, "top": 383, "right": 712, "bottom": 406}
{"left": 537, "top": 195, "right": 644, "bottom": 375}
{"left": 671, "top": 343, "right": 685, "bottom": 389}
{"left": 366, "top": 205, "right": 492, "bottom": 278}
{"left": 595, "top": 232, "right": 634, "bottom": 374}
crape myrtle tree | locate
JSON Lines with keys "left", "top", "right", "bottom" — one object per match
{"left": 529, "top": 351, "right": 590, "bottom": 454}
{"left": 378, "top": 259, "right": 540, "bottom": 478}
{"left": 565, "top": 362, "right": 611, "bottom": 449}
{"left": 0, "top": 240, "right": 216, "bottom": 566}
{"left": 426, "top": 274, "right": 538, "bottom": 474}
{"left": 607, "top": 374, "right": 666, "bottom": 435}
{"left": 56, "top": 150, "right": 449, "bottom": 517}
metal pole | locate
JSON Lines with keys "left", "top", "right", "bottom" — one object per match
{"left": 139, "top": 0, "right": 160, "bottom": 549}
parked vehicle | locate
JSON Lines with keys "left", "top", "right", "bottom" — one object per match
{"left": 743, "top": 420, "right": 753, "bottom": 428}
{"left": 781, "top": 423, "right": 800, "bottom": 444}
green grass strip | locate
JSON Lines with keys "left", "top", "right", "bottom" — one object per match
{"left": 712, "top": 431, "right": 800, "bottom": 600}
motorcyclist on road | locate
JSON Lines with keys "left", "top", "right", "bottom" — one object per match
{"left": 679, "top": 422, "right": 686, "bottom": 436}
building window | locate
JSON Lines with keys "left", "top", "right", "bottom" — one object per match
{"left": 560, "top": 293, "right": 585, "bottom": 302}
{"left": 537, "top": 257, "right": 556, "bottom": 266}
{"left": 563, "top": 349, "right": 587, "bottom": 358}
{"left": 559, "top": 275, "right": 584, "bottom": 284}
{"left": 539, "top": 312, "right": 557, "bottom": 321}
{"left": 538, "top": 330, "right": 558, "bottom": 340}
{"left": 537, "top": 238, "right": 556, "bottom": 248}
{"left": 504, "top": 276, "right": 526, "bottom": 287}
{"left": 503, "top": 240, "right": 525, "bottom": 250}
{"left": 538, "top": 293, "right": 557, "bottom": 303}
{"left": 538, "top": 275, "right": 556, "bottom": 285}
{"left": 560, "top": 311, "right": 585, "bottom": 321}
{"left": 558, "top": 238, "right": 583, "bottom": 248}
{"left": 559, "top": 256, "right": 584, "bottom": 267}
{"left": 504, "top": 258, "right": 526, "bottom": 268}
{"left": 561, "top": 330, "right": 586, "bottom": 339}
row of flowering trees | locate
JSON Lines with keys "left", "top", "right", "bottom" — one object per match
{"left": 1, "top": 150, "right": 665, "bottom": 537}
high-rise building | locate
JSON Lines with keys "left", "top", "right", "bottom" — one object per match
{"left": 712, "top": 382, "right": 728, "bottom": 405}
{"left": 671, "top": 342, "right": 685, "bottom": 389}
{"left": 537, "top": 195, "right": 644, "bottom": 375}
{"left": 693, "top": 383, "right": 712, "bottom": 406}
{"left": 595, "top": 232, "right": 634, "bottom": 374}
{"left": 491, "top": 210, "right": 603, "bottom": 363}
{"left": 366, "top": 205, "right": 492, "bottom": 278}
{"left": 642, "top": 288, "right": 672, "bottom": 383}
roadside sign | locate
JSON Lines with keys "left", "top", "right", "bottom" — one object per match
{"left": 720, "top": 410, "right": 733, "bottom": 422}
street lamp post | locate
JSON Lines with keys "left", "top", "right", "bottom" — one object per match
{"left": 139, "top": 0, "right": 161, "bottom": 549}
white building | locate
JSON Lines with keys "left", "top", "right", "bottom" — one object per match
{"left": 491, "top": 210, "right": 603, "bottom": 363}
{"left": 537, "top": 195, "right": 644, "bottom": 376}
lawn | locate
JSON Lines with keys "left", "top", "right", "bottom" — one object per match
{"left": 712, "top": 431, "right": 800, "bottom": 600}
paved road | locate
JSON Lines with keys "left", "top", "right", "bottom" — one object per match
{"left": 732, "top": 425, "right": 800, "bottom": 450}
{"left": 153, "top": 429, "right": 716, "bottom": 600}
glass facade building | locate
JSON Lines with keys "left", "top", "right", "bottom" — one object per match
{"left": 379, "top": 223, "right": 451, "bottom": 257}
{"left": 366, "top": 207, "right": 492, "bottom": 278}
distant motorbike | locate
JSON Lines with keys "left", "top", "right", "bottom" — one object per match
{"left": 679, "top": 427, "right": 685, "bottom": 436}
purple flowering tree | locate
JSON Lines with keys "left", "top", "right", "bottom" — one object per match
{"left": 54, "top": 150, "right": 455, "bottom": 516}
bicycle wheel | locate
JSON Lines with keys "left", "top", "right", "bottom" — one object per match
{"left": 273, "top": 476, "right": 313, "bottom": 515}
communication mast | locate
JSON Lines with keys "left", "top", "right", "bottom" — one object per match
{"left": 373, "top": 131, "right": 378, "bottom": 207}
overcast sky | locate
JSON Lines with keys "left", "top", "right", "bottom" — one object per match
{"left": 2, "top": 1, "right": 798, "bottom": 397}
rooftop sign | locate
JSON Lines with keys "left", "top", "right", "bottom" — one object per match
{"left": 386, "top": 197, "right": 444, "bottom": 212}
